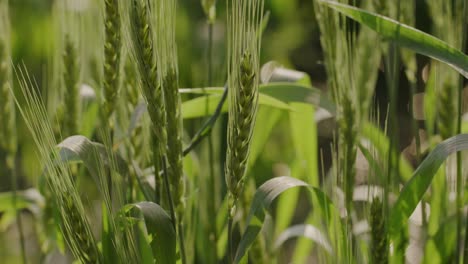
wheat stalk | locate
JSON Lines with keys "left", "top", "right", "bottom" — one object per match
{"left": 102, "top": 0, "right": 122, "bottom": 124}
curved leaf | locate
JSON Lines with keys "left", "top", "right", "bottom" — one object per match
{"left": 234, "top": 176, "right": 337, "bottom": 263}
{"left": 122, "top": 202, "right": 176, "bottom": 264}
{"left": 319, "top": 0, "right": 468, "bottom": 78}
{"left": 0, "top": 188, "right": 45, "bottom": 214}
{"left": 260, "top": 83, "right": 336, "bottom": 114}
{"left": 389, "top": 134, "right": 468, "bottom": 237}
{"left": 0, "top": 189, "right": 45, "bottom": 229}
{"left": 274, "top": 224, "right": 332, "bottom": 254}
{"left": 260, "top": 61, "right": 311, "bottom": 85}
{"left": 56, "top": 135, "right": 129, "bottom": 186}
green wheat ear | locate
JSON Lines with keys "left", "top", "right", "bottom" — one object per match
{"left": 437, "top": 78, "right": 457, "bottom": 139}
{"left": 62, "top": 34, "right": 80, "bottom": 137}
{"left": 130, "top": 0, "right": 167, "bottom": 202}
{"left": 0, "top": 0, "right": 16, "bottom": 158}
{"left": 102, "top": 0, "right": 122, "bottom": 125}
{"left": 14, "top": 67, "right": 102, "bottom": 263}
{"left": 370, "top": 197, "right": 388, "bottom": 264}
{"left": 225, "top": 0, "right": 264, "bottom": 212}
{"left": 153, "top": 0, "right": 185, "bottom": 216}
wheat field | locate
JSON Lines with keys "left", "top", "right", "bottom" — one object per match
{"left": 0, "top": 0, "right": 467, "bottom": 263}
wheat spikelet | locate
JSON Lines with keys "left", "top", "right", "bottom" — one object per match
{"left": 339, "top": 95, "right": 357, "bottom": 210}
{"left": 13, "top": 67, "right": 103, "bottom": 263}
{"left": 0, "top": 0, "right": 15, "bottom": 157}
{"left": 370, "top": 197, "right": 388, "bottom": 264}
{"left": 162, "top": 70, "right": 184, "bottom": 211}
{"left": 225, "top": 0, "right": 264, "bottom": 212}
{"left": 123, "top": 58, "right": 147, "bottom": 164}
{"left": 102, "top": 0, "right": 122, "bottom": 124}
{"left": 153, "top": 0, "right": 185, "bottom": 217}
{"left": 437, "top": 78, "right": 457, "bottom": 139}
{"left": 130, "top": 0, "right": 167, "bottom": 202}
{"left": 60, "top": 190, "right": 101, "bottom": 264}
{"left": 313, "top": 0, "right": 360, "bottom": 222}
{"left": 62, "top": 35, "right": 80, "bottom": 136}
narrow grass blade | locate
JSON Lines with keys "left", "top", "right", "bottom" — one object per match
{"left": 423, "top": 214, "right": 460, "bottom": 263}
{"left": 276, "top": 103, "right": 318, "bottom": 238}
{"left": 248, "top": 106, "right": 283, "bottom": 167}
{"left": 122, "top": 202, "right": 176, "bottom": 264}
{"left": 389, "top": 134, "right": 468, "bottom": 238}
{"left": 274, "top": 224, "right": 332, "bottom": 254}
{"left": 319, "top": 0, "right": 468, "bottom": 78}
{"left": 234, "top": 176, "right": 337, "bottom": 263}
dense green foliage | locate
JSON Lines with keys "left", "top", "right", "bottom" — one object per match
{"left": 0, "top": 0, "right": 467, "bottom": 263}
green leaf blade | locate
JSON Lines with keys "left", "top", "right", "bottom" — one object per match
{"left": 319, "top": 0, "right": 468, "bottom": 78}
{"left": 389, "top": 134, "right": 468, "bottom": 237}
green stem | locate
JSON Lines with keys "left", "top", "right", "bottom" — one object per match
{"left": 178, "top": 222, "right": 187, "bottom": 264}
{"left": 162, "top": 156, "right": 176, "bottom": 227}
{"left": 227, "top": 214, "right": 234, "bottom": 263}
{"left": 206, "top": 21, "right": 219, "bottom": 262}
{"left": 11, "top": 157, "right": 27, "bottom": 264}
{"left": 183, "top": 84, "right": 227, "bottom": 156}
{"left": 161, "top": 156, "right": 186, "bottom": 263}
{"left": 409, "top": 75, "right": 425, "bottom": 228}
{"left": 456, "top": 1, "right": 468, "bottom": 262}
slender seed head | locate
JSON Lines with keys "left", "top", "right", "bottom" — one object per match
{"left": 225, "top": 0, "right": 264, "bottom": 203}
{"left": 130, "top": 0, "right": 167, "bottom": 200}
{"left": 0, "top": 0, "right": 15, "bottom": 155}
{"left": 102, "top": 0, "right": 122, "bottom": 123}
{"left": 437, "top": 78, "right": 457, "bottom": 139}
{"left": 152, "top": 0, "right": 185, "bottom": 216}
{"left": 62, "top": 35, "right": 80, "bottom": 137}
{"left": 14, "top": 69, "right": 102, "bottom": 263}
{"left": 370, "top": 197, "right": 388, "bottom": 264}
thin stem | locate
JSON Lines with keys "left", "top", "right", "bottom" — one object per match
{"left": 162, "top": 156, "right": 176, "bottom": 227}
{"left": 227, "top": 214, "right": 234, "bottom": 263}
{"left": 183, "top": 84, "right": 228, "bottom": 156}
{"left": 161, "top": 156, "right": 186, "bottom": 263}
{"left": 208, "top": 23, "right": 214, "bottom": 87}
{"left": 384, "top": 3, "right": 402, "bottom": 261}
{"left": 178, "top": 222, "right": 187, "bottom": 264}
{"left": 206, "top": 21, "right": 219, "bottom": 262}
{"left": 409, "top": 76, "right": 425, "bottom": 227}
{"left": 11, "top": 158, "right": 27, "bottom": 264}
{"left": 464, "top": 209, "right": 468, "bottom": 261}
{"left": 456, "top": 1, "right": 468, "bottom": 261}
{"left": 153, "top": 134, "right": 162, "bottom": 204}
